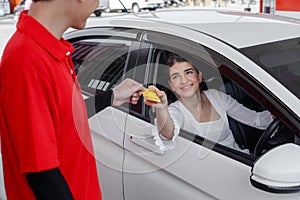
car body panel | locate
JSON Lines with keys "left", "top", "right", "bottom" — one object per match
{"left": 123, "top": 121, "right": 300, "bottom": 199}
{"left": 90, "top": 107, "right": 127, "bottom": 200}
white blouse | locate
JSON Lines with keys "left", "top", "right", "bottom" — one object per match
{"left": 153, "top": 89, "right": 273, "bottom": 153}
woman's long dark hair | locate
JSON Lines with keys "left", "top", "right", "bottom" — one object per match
{"left": 166, "top": 53, "right": 207, "bottom": 91}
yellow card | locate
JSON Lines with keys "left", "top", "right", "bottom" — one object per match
{"left": 142, "top": 89, "right": 161, "bottom": 102}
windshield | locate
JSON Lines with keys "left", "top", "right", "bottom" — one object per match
{"left": 240, "top": 37, "right": 300, "bottom": 99}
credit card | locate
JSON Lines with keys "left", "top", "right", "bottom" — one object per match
{"left": 142, "top": 89, "right": 161, "bottom": 102}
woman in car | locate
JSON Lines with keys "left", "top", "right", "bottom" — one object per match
{"left": 145, "top": 53, "right": 274, "bottom": 153}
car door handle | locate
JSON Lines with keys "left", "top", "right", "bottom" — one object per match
{"left": 128, "top": 134, "right": 164, "bottom": 155}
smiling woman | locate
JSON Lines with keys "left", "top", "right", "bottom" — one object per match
{"left": 145, "top": 53, "right": 274, "bottom": 153}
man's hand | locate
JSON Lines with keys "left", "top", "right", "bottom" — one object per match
{"left": 112, "top": 78, "right": 145, "bottom": 106}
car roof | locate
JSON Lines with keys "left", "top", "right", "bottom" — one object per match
{"left": 85, "top": 9, "right": 300, "bottom": 48}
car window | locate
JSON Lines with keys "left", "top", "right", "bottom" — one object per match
{"left": 151, "top": 50, "right": 260, "bottom": 152}
{"left": 134, "top": 31, "right": 299, "bottom": 163}
{"left": 72, "top": 39, "right": 132, "bottom": 97}
{"left": 240, "top": 37, "right": 300, "bottom": 99}
{"left": 72, "top": 37, "right": 154, "bottom": 118}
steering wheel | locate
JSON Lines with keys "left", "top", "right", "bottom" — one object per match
{"left": 253, "top": 118, "right": 284, "bottom": 158}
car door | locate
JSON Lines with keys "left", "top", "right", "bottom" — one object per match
{"left": 67, "top": 27, "right": 146, "bottom": 200}
{"left": 122, "top": 31, "right": 300, "bottom": 200}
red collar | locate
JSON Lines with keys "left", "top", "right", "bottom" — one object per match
{"left": 17, "top": 10, "right": 74, "bottom": 61}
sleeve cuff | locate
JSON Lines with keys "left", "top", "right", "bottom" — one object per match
{"left": 151, "top": 118, "right": 179, "bottom": 151}
{"left": 95, "top": 89, "right": 113, "bottom": 113}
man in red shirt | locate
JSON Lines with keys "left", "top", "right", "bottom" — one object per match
{"left": 0, "top": 0, "right": 144, "bottom": 199}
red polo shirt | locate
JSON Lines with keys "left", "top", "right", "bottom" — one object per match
{"left": 0, "top": 11, "right": 101, "bottom": 199}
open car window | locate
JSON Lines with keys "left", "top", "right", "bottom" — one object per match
{"left": 135, "top": 32, "right": 299, "bottom": 163}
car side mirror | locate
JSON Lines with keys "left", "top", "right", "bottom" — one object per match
{"left": 250, "top": 143, "right": 300, "bottom": 193}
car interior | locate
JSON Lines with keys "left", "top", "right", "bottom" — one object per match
{"left": 144, "top": 49, "right": 296, "bottom": 158}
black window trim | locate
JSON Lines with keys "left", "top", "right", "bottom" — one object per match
{"left": 179, "top": 129, "right": 255, "bottom": 166}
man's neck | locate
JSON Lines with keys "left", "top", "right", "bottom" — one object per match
{"left": 28, "top": 2, "right": 69, "bottom": 40}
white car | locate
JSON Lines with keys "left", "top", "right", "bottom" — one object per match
{"left": 105, "top": 0, "right": 164, "bottom": 13}
{"left": 64, "top": 10, "right": 300, "bottom": 200}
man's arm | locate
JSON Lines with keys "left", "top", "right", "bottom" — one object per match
{"left": 95, "top": 89, "right": 113, "bottom": 113}
{"left": 95, "top": 78, "right": 144, "bottom": 112}
{"left": 26, "top": 168, "right": 74, "bottom": 200}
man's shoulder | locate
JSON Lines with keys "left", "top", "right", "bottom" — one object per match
{"left": 4, "top": 31, "right": 41, "bottom": 58}
{"left": 1, "top": 35, "right": 46, "bottom": 79}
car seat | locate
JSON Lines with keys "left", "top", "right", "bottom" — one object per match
{"left": 218, "top": 75, "right": 266, "bottom": 152}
